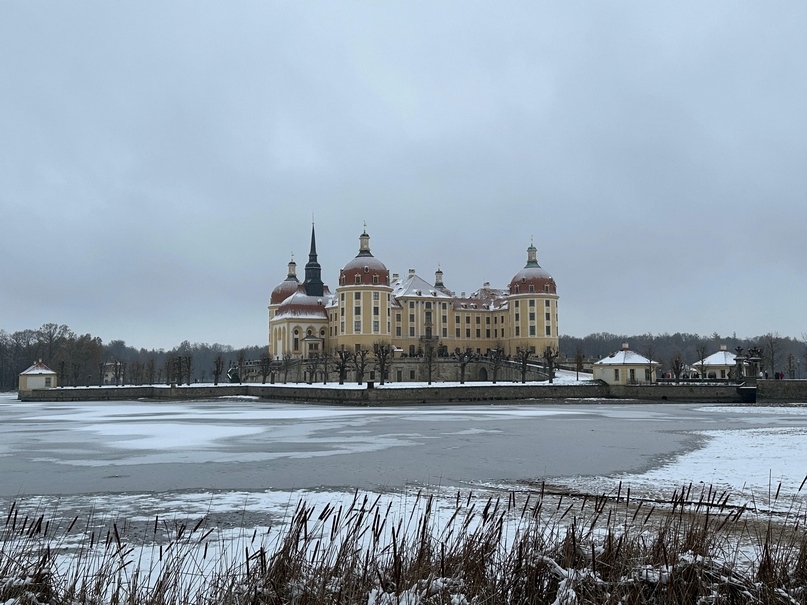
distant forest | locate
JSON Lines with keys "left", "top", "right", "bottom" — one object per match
{"left": 2, "top": 323, "right": 806, "bottom": 389}
{"left": 559, "top": 331, "right": 807, "bottom": 378}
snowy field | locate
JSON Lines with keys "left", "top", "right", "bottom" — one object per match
{"left": 1, "top": 392, "right": 806, "bottom": 523}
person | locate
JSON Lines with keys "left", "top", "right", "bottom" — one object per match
{"left": 759, "top": 371, "right": 764, "bottom": 379}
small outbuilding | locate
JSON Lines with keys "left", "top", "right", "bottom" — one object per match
{"left": 18, "top": 360, "right": 58, "bottom": 391}
{"left": 593, "top": 343, "right": 659, "bottom": 385}
{"left": 695, "top": 345, "right": 741, "bottom": 380}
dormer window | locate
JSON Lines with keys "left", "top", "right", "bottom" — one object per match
{"left": 373, "top": 275, "right": 379, "bottom": 284}
{"left": 355, "top": 275, "right": 361, "bottom": 284}
{"left": 514, "top": 286, "right": 519, "bottom": 293}
{"left": 544, "top": 284, "right": 549, "bottom": 292}
{"left": 529, "top": 285, "right": 534, "bottom": 292}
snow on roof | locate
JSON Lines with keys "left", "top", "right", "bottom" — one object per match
{"left": 699, "top": 350, "right": 737, "bottom": 366}
{"left": 594, "top": 349, "right": 660, "bottom": 366}
{"left": 20, "top": 361, "right": 56, "bottom": 375}
{"left": 391, "top": 273, "right": 453, "bottom": 299}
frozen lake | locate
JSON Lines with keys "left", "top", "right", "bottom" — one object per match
{"left": 2, "top": 394, "right": 806, "bottom": 511}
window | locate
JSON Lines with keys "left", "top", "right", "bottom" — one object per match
{"left": 442, "top": 328, "right": 447, "bottom": 337}
{"left": 425, "top": 311, "right": 432, "bottom": 323}
{"left": 373, "top": 306, "right": 379, "bottom": 316}
{"left": 341, "top": 321, "right": 345, "bottom": 333}
{"left": 546, "top": 312, "right": 551, "bottom": 320}
{"left": 355, "top": 275, "right": 361, "bottom": 284}
{"left": 493, "top": 316, "right": 497, "bottom": 325}
{"left": 529, "top": 312, "right": 535, "bottom": 321}
{"left": 442, "top": 315, "right": 447, "bottom": 323}
{"left": 355, "top": 306, "right": 361, "bottom": 316}
{"left": 515, "top": 327, "right": 520, "bottom": 336}
{"left": 425, "top": 302, "right": 432, "bottom": 309}
{"left": 373, "top": 320, "right": 379, "bottom": 332}
{"left": 45, "top": 377, "right": 51, "bottom": 387}
{"left": 340, "top": 307, "right": 345, "bottom": 317}
{"left": 409, "top": 314, "right": 415, "bottom": 322}
{"left": 397, "top": 370, "right": 403, "bottom": 381}
{"left": 545, "top": 300, "right": 550, "bottom": 307}
{"left": 409, "top": 370, "right": 416, "bottom": 380}
{"left": 409, "top": 301, "right": 414, "bottom": 309}
{"left": 629, "top": 369, "right": 636, "bottom": 382}
{"left": 529, "top": 326, "right": 536, "bottom": 336}
{"left": 373, "top": 292, "right": 379, "bottom": 300}
{"left": 441, "top": 303, "right": 447, "bottom": 310}
{"left": 515, "top": 286, "right": 519, "bottom": 293}
{"left": 355, "top": 292, "right": 361, "bottom": 300}
{"left": 396, "top": 326, "right": 402, "bottom": 336}
{"left": 515, "top": 313, "right": 520, "bottom": 322}
{"left": 720, "top": 369, "right": 726, "bottom": 379}
{"left": 396, "top": 313, "right": 401, "bottom": 322}
{"left": 466, "top": 328, "right": 471, "bottom": 338}
{"left": 646, "top": 369, "right": 653, "bottom": 381}
{"left": 614, "top": 369, "right": 620, "bottom": 381}
{"left": 486, "top": 329, "right": 490, "bottom": 338}
{"left": 485, "top": 316, "right": 490, "bottom": 324}
{"left": 453, "top": 327, "right": 459, "bottom": 337}
{"left": 409, "top": 327, "right": 415, "bottom": 336}
{"left": 475, "top": 316, "right": 480, "bottom": 324}
{"left": 455, "top": 316, "right": 460, "bottom": 324}
{"left": 465, "top": 316, "right": 470, "bottom": 324}
{"left": 476, "top": 329, "right": 480, "bottom": 338}
{"left": 515, "top": 300, "right": 520, "bottom": 308}
{"left": 529, "top": 300, "right": 535, "bottom": 307}
{"left": 546, "top": 326, "right": 551, "bottom": 336}
{"left": 354, "top": 320, "right": 361, "bottom": 332}
{"left": 341, "top": 293, "right": 345, "bottom": 301}
{"left": 294, "top": 337, "right": 299, "bottom": 350}
{"left": 494, "top": 329, "right": 498, "bottom": 338}
{"left": 529, "top": 285, "right": 534, "bottom": 292}
{"left": 545, "top": 285, "right": 550, "bottom": 292}
{"left": 373, "top": 275, "right": 379, "bottom": 284}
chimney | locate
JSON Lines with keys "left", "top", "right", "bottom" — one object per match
{"left": 392, "top": 273, "right": 399, "bottom": 281}
{"left": 720, "top": 344, "right": 727, "bottom": 351}
{"left": 408, "top": 269, "right": 416, "bottom": 277}
{"left": 622, "top": 343, "right": 630, "bottom": 350}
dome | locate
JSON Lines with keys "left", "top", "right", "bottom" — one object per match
{"left": 508, "top": 244, "right": 557, "bottom": 295}
{"left": 275, "top": 289, "right": 328, "bottom": 319}
{"left": 270, "top": 258, "right": 301, "bottom": 305}
{"left": 339, "top": 230, "right": 390, "bottom": 286}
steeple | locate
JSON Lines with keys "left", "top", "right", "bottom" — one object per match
{"left": 286, "top": 253, "right": 298, "bottom": 280}
{"left": 525, "top": 237, "right": 540, "bottom": 268}
{"left": 434, "top": 264, "right": 444, "bottom": 287}
{"left": 357, "top": 222, "right": 373, "bottom": 257}
{"left": 303, "top": 223, "right": 324, "bottom": 296}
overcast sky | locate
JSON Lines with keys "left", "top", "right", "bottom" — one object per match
{"left": 2, "top": 2, "right": 805, "bottom": 350}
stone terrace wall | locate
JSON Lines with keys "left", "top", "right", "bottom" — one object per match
{"left": 17, "top": 382, "right": 754, "bottom": 404}
{"left": 757, "top": 379, "right": 807, "bottom": 402}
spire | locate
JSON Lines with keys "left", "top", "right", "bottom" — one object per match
{"left": 357, "top": 224, "right": 372, "bottom": 257}
{"left": 303, "top": 223, "right": 324, "bottom": 296}
{"left": 434, "top": 264, "right": 444, "bottom": 287}
{"left": 287, "top": 253, "right": 298, "bottom": 280}
{"left": 525, "top": 240, "right": 540, "bottom": 268}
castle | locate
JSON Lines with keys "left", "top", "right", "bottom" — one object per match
{"left": 268, "top": 226, "right": 559, "bottom": 360}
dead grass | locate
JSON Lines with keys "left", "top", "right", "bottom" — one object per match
{"left": 1, "top": 484, "right": 806, "bottom": 604}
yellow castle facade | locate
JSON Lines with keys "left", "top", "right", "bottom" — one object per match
{"left": 268, "top": 226, "right": 559, "bottom": 359}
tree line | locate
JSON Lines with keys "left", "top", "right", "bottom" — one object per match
{"left": 559, "top": 331, "right": 807, "bottom": 378}
{"left": 0, "top": 323, "right": 264, "bottom": 390}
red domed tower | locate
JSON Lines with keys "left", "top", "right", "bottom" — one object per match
{"left": 506, "top": 241, "right": 559, "bottom": 354}
{"left": 332, "top": 227, "right": 393, "bottom": 351}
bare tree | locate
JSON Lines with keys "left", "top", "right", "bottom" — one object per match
{"left": 213, "top": 353, "right": 225, "bottom": 385}
{"left": 642, "top": 342, "right": 656, "bottom": 384}
{"left": 334, "top": 347, "right": 354, "bottom": 385}
{"left": 305, "top": 354, "right": 322, "bottom": 384}
{"left": 421, "top": 339, "right": 440, "bottom": 385}
{"left": 575, "top": 346, "right": 584, "bottom": 381}
{"left": 354, "top": 348, "right": 370, "bottom": 385}
{"left": 763, "top": 332, "right": 783, "bottom": 378}
{"left": 786, "top": 352, "right": 796, "bottom": 380}
{"left": 259, "top": 354, "right": 272, "bottom": 384}
{"left": 184, "top": 352, "right": 194, "bottom": 385}
{"left": 543, "top": 347, "right": 559, "bottom": 383}
{"left": 490, "top": 344, "right": 505, "bottom": 384}
{"left": 694, "top": 342, "right": 709, "bottom": 380}
{"left": 670, "top": 349, "right": 685, "bottom": 383}
{"left": 145, "top": 358, "right": 156, "bottom": 385}
{"left": 98, "top": 361, "right": 105, "bottom": 387}
{"left": 373, "top": 340, "right": 393, "bottom": 385}
{"left": 320, "top": 352, "right": 331, "bottom": 384}
{"left": 457, "top": 347, "right": 473, "bottom": 384}
{"left": 515, "top": 344, "right": 533, "bottom": 384}
{"left": 281, "top": 351, "right": 294, "bottom": 384}
{"left": 236, "top": 350, "right": 246, "bottom": 384}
